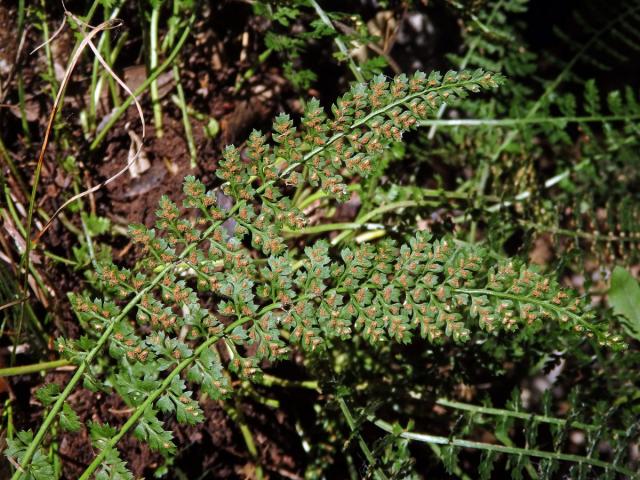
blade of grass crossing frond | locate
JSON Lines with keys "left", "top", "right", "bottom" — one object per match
{"left": 310, "top": 0, "right": 365, "bottom": 83}
{"left": 418, "top": 113, "right": 640, "bottom": 127}
{"left": 372, "top": 417, "right": 637, "bottom": 477}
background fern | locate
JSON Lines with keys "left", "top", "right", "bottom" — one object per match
{"left": 2, "top": 1, "right": 640, "bottom": 478}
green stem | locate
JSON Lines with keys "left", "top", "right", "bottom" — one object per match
{"left": 173, "top": 64, "right": 197, "bottom": 168}
{"left": 39, "top": 0, "right": 59, "bottom": 100}
{"left": 0, "top": 359, "right": 70, "bottom": 377}
{"left": 435, "top": 398, "right": 620, "bottom": 433}
{"left": 338, "top": 397, "right": 388, "bottom": 480}
{"left": 371, "top": 417, "right": 637, "bottom": 478}
{"left": 310, "top": 0, "right": 364, "bottom": 83}
{"left": 285, "top": 222, "right": 364, "bottom": 236}
{"left": 43, "top": 251, "right": 79, "bottom": 266}
{"left": 418, "top": 113, "right": 640, "bottom": 128}
{"left": 257, "top": 373, "right": 319, "bottom": 391}
{"left": 106, "top": 31, "right": 127, "bottom": 107}
{"left": 295, "top": 184, "right": 361, "bottom": 211}
{"left": 522, "top": 217, "right": 640, "bottom": 244}
{"left": 288, "top": 189, "right": 488, "bottom": 239}
{"left": 149, "top": 4, "right": 163, "bottom": 137}
{"left": 88, "top": 3, "right": 122, "bottom": 131}
{"left": 223, "top": 400, "right": 264, "bottom": 480}
{"left": 330, "top": 200, "right": 428, "bottom": 245}
{"left": 90, "top": 13, "right": 195, "bottom": 150}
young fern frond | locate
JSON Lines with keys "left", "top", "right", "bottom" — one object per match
{"left": 8, "top": 69, "right": 623, "bottom": 480}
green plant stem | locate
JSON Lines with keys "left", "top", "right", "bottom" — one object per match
{"left": 223, "top": 400, "right": 264, "bottom": 480}
{"left": 435, "top": 398, "right": 615, "bottom": 433}
{"left": 149, "top": 3, "right": 163, "bottom": 137}
{"left": 446, "top": 161, "right": 590, "bottom": 226}
{"left": 3, "top": 398, "right": 15, "bottom": 439}
{"left": 0, "top": 359, "right": 70, "bottom": 377}
{"left": 16, "top": 0, "right": 30, "bottom": 141}
{"left": 88, "top": 3, "right": 122, "bottom": 130}
{"left": 39, "top": 0, "right": 60, "bottom": 100}
{"left": 80, "top": 213, "right": 98, "bottom": 269}
{"left": 43, "top": 251, "right": 78, "bottom": 266}
{"left": 310, "top": 0, "right": 365, "bottom": 83}
{"left": 418, "top": 113, "right": 640, "bottom": 128}
{"left": 371, "top": 417, "right": 636, "bottom": 478}
{"left": 330, "top": 200, "right": 429, "bottom": 245}
{"left": 257, "top": 373, "right": 319, "bottom": 391}
{"left": 332, "top": 184, "right": 492, "bottom": 244}
{"left": 337, "top": 397, "right": 388, "bottom": 480}
{"left": 520, "top": 218, "right": 640, "bottom": 244}
{"left": 173, "top": 64, "right": 197, "bottom": 168}
{"left": 285, "top": 222, "right": 365, "bottom": 236}
{"left": 106, "top": 31, "right": 127, "bottom": 107}
{"left": 90, "top": 13, "right": 195, "bottom": 150}
{"left": 295, "top": 183, "right": 361, "bottom": 211}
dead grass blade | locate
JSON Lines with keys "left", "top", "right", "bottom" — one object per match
{"left": 34, "top": 11, "right": 146, "bottom": 242}
{"left": 18, "top": 9, "right": 146, "bottom": 359}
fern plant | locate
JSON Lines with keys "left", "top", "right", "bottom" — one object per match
{"left": 6, "top": 69, "right": 627, "bottom": 479}
{"left": 406, "top": 0, "right": 640, "bottom": 270}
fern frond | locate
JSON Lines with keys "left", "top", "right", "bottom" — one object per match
{"left": 10, "top": 70, "right": 622, "bottom": 480}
